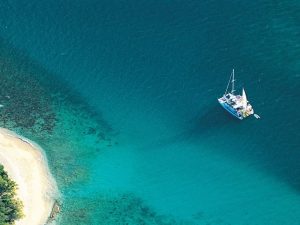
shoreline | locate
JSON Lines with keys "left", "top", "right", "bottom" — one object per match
{"left": 0, "top": 128, "right": 58, "bottom": 225}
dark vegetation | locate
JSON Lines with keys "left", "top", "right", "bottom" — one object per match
{"left": 0, "top": 165, "right": 23, "bottom": 225}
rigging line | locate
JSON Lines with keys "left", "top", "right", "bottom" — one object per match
{"left": 224, "top": 69, "right": 233, "bottom": 95}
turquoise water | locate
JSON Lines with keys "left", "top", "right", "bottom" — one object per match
{"left": 0, "top": 0, "right": 299, "bottom": 224}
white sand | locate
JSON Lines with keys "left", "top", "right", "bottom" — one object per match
{"left": 0, "top": 128, "right": 58, "bottom": 225}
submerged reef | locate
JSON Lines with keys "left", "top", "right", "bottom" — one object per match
{"left": 0, "top": 41, "right": 114, "bottom": 191}
{"left": 0, "top": 40, "right": 214, "bottom": 225}
{"left": 0, "top": 38, "right": 116, "bottom": 189}
{"left": 0, "top": 38, "right": 113, "bottom": 140}
{"left": 0, "top": 55, "right": 56, "bottom": 133}
{"left": 59, "top": 193, "right": 196, "bottom": 225}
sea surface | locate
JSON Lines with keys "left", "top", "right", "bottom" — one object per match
{"left": 0, "top": 1, "right": 299, "bottom": 224}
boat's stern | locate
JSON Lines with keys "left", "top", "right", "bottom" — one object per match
{"left": 241, "top": 104, "right": 254, "bottom": 118}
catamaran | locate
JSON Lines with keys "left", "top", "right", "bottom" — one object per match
{"left": 218, "top": 69, "right": 254, "bottom": 120}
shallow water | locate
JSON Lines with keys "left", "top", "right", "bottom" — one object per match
{"left": 0, "top": 0, "right": 299, "bottom": 224}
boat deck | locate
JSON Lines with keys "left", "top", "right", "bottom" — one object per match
{"left": 218, "top": 93, "right": 254, "bottom": 119}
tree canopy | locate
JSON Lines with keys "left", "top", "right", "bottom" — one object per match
{"left": 0, "top": 165, "right": 23, "bottom": 225}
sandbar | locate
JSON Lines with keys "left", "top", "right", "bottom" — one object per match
{"left": 0, "top": 128, "right": 58, "bottom": 225}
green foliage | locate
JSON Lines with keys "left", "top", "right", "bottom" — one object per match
{"left": 0, "top": 165, "right": 24, "bottom": 225}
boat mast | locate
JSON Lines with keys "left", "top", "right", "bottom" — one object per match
{"left": 231, "top": 69, "right": 235, "bottom": 94}
{"left": 224, "top": 69, "right": 233, "bottom": 95}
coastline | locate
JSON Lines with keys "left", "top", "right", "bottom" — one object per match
{"left": 0, "top": 128, "right": 58, "bottom": 225}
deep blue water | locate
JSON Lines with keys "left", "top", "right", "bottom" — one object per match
{"left": 0, "top": 0, "right": 300, "bottom": 224}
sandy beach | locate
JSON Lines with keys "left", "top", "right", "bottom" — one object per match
{"left": 0, "top": 128, "right": 58, "bottom": 225}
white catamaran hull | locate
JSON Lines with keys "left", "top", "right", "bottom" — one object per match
{"left": 218, "top": 98, "right": 243, "bottom": 120}
{"left": 218, "top": 69, "right": 254, "bottom": 120}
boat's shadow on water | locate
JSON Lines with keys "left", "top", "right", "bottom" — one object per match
{"left": 149, "top": 104, "right": 300, "bottom": 194}
{"left": 189, "top": 105, "right": 237, "bottom": 135}
{"left": 143, "top": 105, "right": 235, "bottom": 151}
{"left": 188, "top": 106, "right": 300, "bottom": 193}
